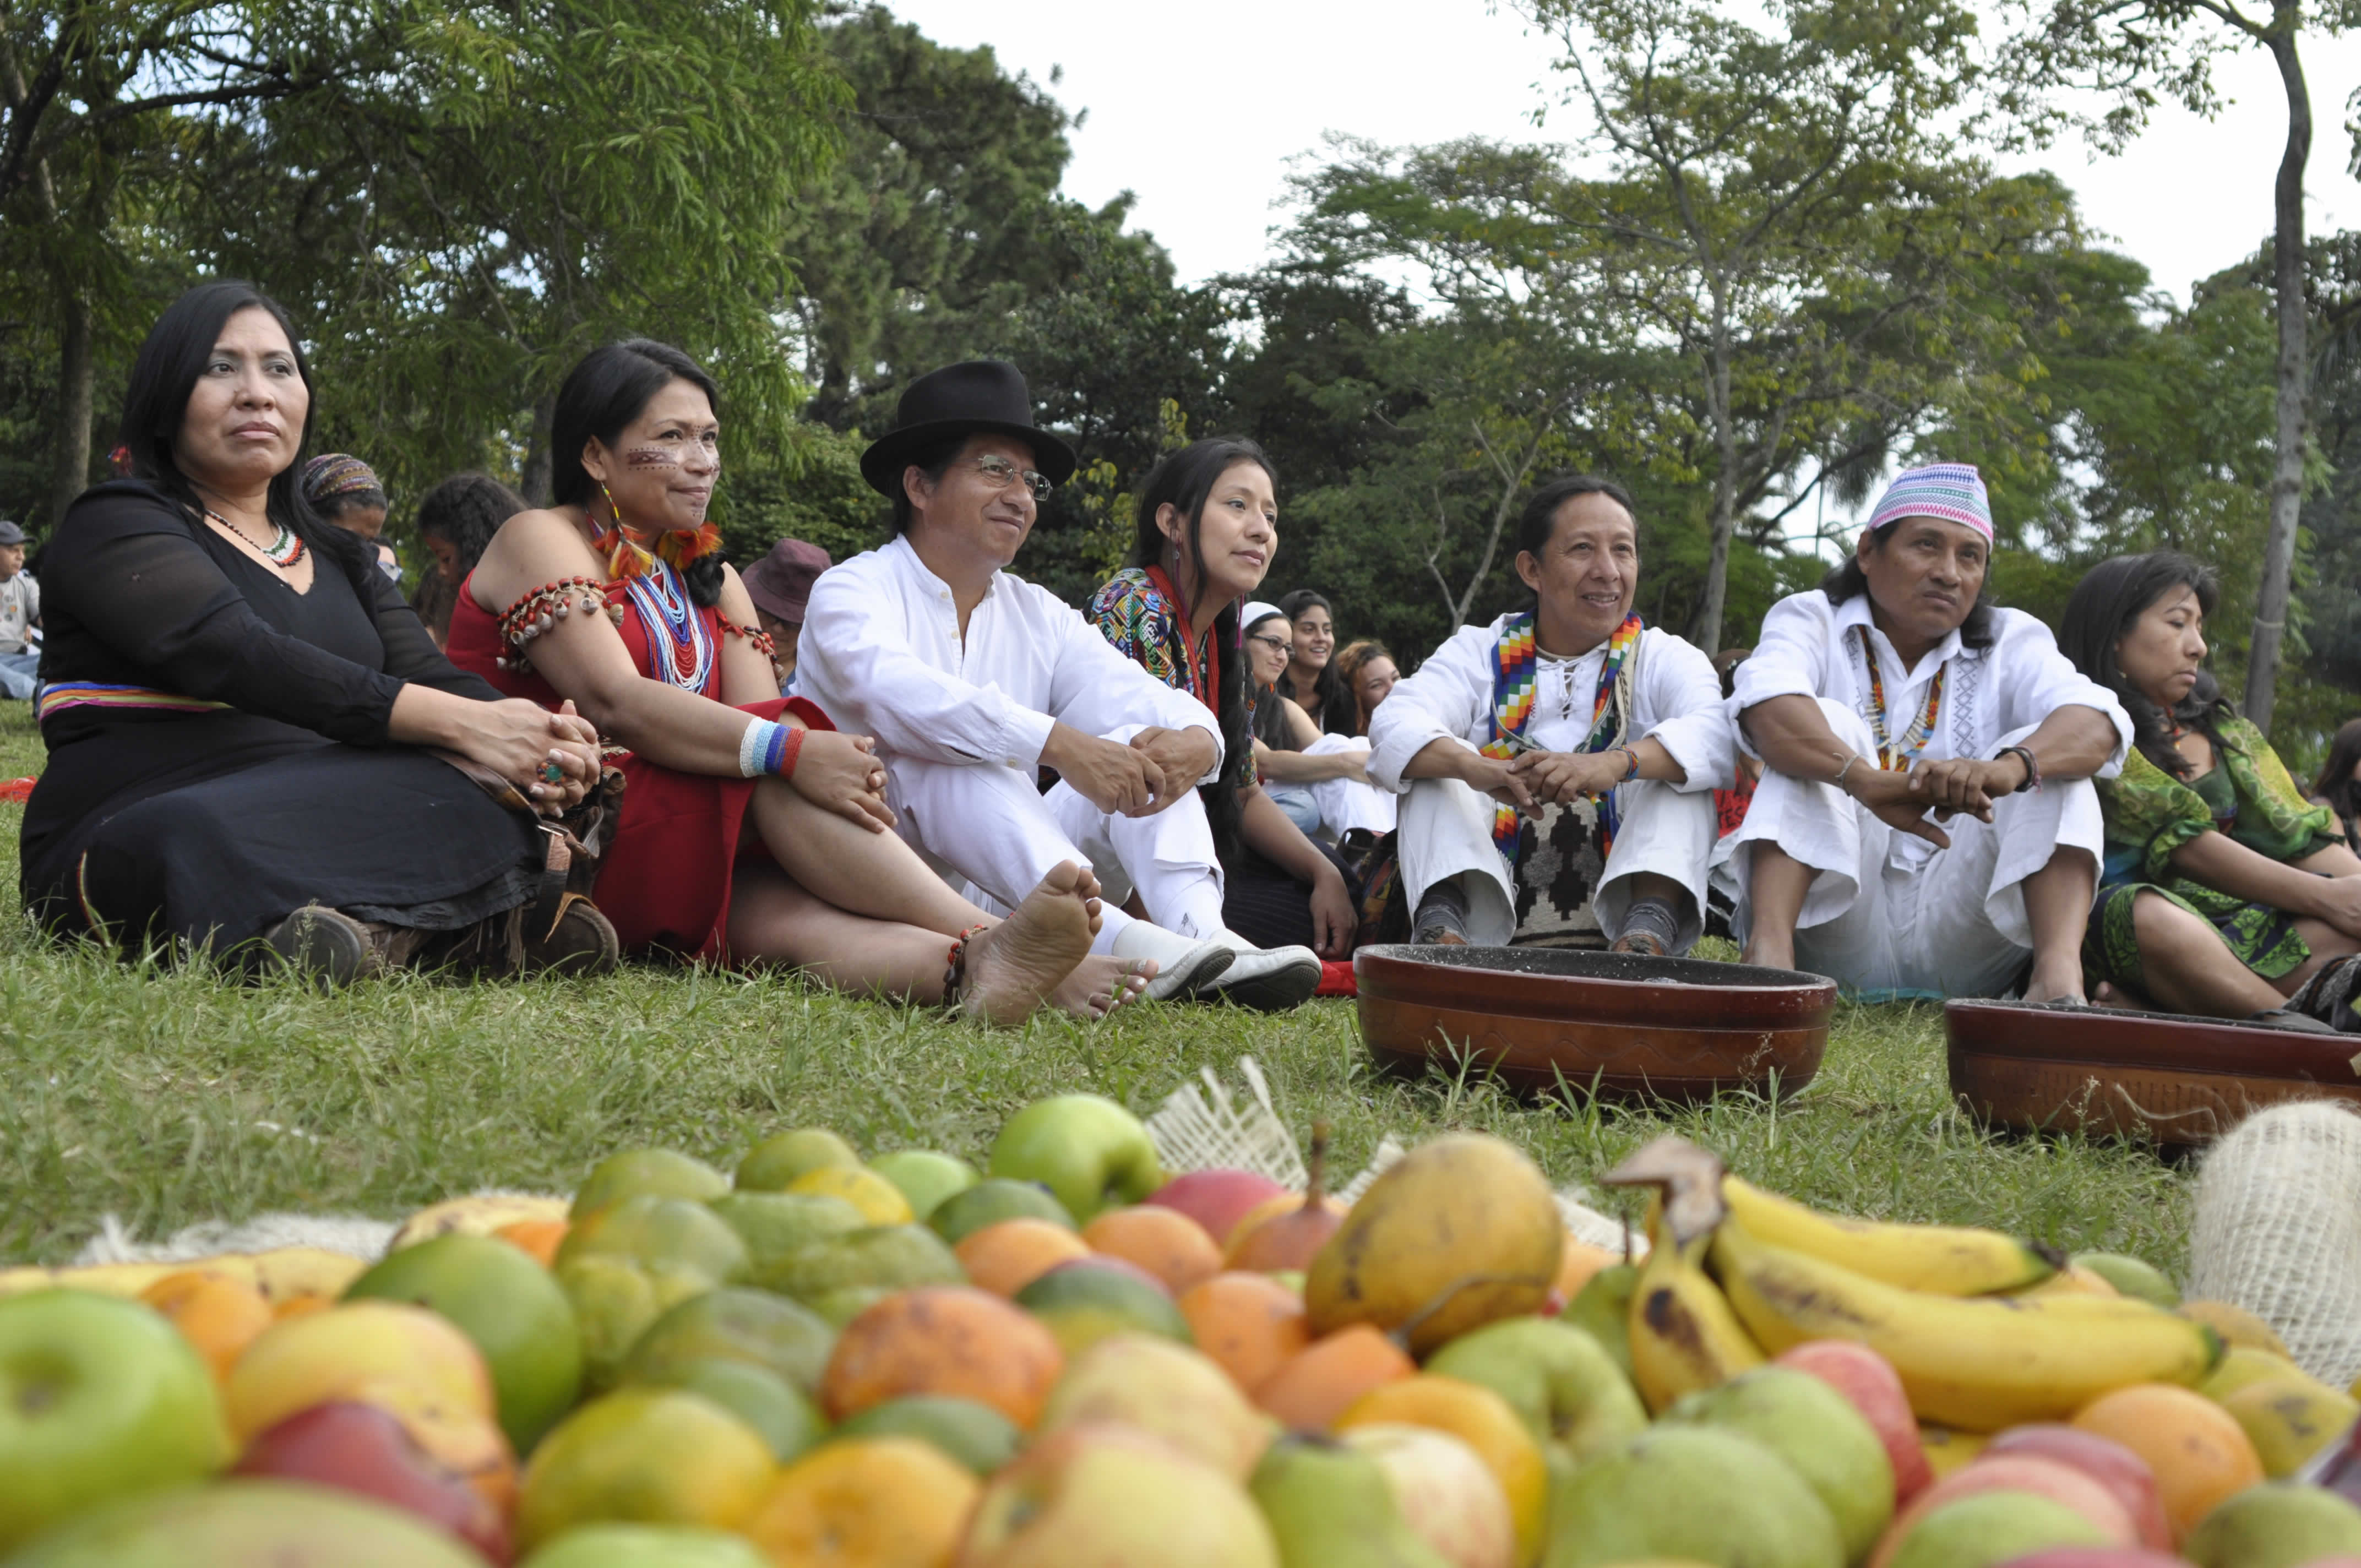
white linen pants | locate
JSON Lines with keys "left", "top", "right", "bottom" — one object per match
{"left": 1398, "top": 772, "right": 1716, "bottom": 950}
{"left": 884, "top": 750, "right": 1227, "bottom": 954}
{"left": 1717, "top": 696, "right": 2103, "bottom": 998}
{"left": 1302, "top": 734, "right": 1397, "bottom": 838}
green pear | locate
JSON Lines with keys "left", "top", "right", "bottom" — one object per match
{"left": 752, "top": 1223, "right": 962, "bottom": 1304}
{"left": 1546, "top": 1426, "right": 1843, "bottom": 1568}
{"left": 1886, "top": 1492, "right": 2109, "bottom": 1568}
{"left": 1424, "top": 1316, "right": 1647, "bottom": 1472}
{"left": 1248, "top": 1434, "right": 1454, "bottom": 1568}
{"left": 705, "top": 1192, "right": 867, "bottom": 1271}
{"left": 2072, "top": 1252, "right": 2182, "bottom": 1309}
{"left": 1563, "top": 1264, "right": 1639, "bottom": 1382}
{"left": 1663, "top": 1366, "right": 1895, "bottom": 1564}
{"left": 988, "top": 1095, "right": 1163, "bottom": 1222}
{"left": 2183, "top": 1482, "right": 2361, "bottom": 1568}
{"left": 867, "top": 1150, "right": 981, "bottom": 1222}
{"left": 735, "top": 1128, "right": 861, "bottom": 1193}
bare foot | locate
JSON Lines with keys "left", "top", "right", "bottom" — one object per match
{"left": 2023, "top": 961, "right": 2087, "bottom": 1005}
{"left": 959, "top": 862, "right": 1095, "bottom": 1026}
{"left": 1052, "top": 955, "right": 1158, "bottom": 1020}
{"left": 1743, "top": 938, "right": 1796, "bottom": 971}
{"left": 1071, "top": 865, "right": 1105, "bottom": 938}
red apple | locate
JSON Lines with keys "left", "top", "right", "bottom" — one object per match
{"left": 231, "top": 1401, "right": 512, "bottom": 1564}
{"left": 1997, "top": 1552, "right": 2188, "bottom": 1568}
{"left": 1774, "top": 1341, "right": 1934, "bottom": 1503}
{"left": 1985, "top": 1425, "right": 2173, "bottom": 1553}
{"left": 1146, "top": 1170, "right": 1288, "bottom": 1248}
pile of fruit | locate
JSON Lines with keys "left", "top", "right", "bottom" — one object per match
{"left": 5, "top": 1111, "right": 2361, "bottom": 1568}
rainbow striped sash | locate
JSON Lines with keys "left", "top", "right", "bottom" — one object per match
{"left": 1478, "top": 612, "right": 1642, "bottom": 866}
{"left": 37, "top": 682, "right": 231, "bottom": 726}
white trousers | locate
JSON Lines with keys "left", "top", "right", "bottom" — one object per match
{"left": 885, "top": 750, "right": 1227, "bottom": 954}
{"left": 1397, "top": 772, "right": 1717, "bottom": 950}
{"left": 1303, "top": 734, "right": 1397, "bottom": 838}
{"left": 1716, "top": 696, "right": 2102, "bottom": 998}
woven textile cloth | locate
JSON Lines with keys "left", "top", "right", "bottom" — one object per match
{"left": 2188, "top": 1100, "right": 2361, "bottom": 1386}
{"left": 1866, "top": 462, "right": 1993, "bottom": 541}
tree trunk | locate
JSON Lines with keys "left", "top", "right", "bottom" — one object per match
{"left": 44, "top": 282, "right": 95, "bottom": 529}
{"left": 520, "top": 393, "right": 557, "bottom": 507}
{"left": 2245, "top": 17, "right": 2309, "bottom": 731}
{"left": 1692, "top": 324, "right": 1739, "bottom": 656}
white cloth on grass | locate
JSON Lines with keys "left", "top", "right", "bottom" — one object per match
{"left": 1367, "top": 614, "right": 1732, "bottom": 944}
{"left": 797, "top": 535, "right": 1229, "bottom": 951}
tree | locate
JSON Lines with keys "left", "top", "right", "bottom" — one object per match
{"left": 1995, "top": 0, "right": 2361, "bottom": 729}
{"left": 0, "top": 2, "right": 373, "bottom": 525}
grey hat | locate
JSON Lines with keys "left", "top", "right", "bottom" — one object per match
{"left": 0, "top": 520, "right": 25, "bottom": 546}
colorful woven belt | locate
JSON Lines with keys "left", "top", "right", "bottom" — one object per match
{"left": 37, "top": 682, "right": 231, "bottom": 725}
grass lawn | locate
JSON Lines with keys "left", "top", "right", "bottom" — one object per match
{"left": 0, "top": 703, "right": 2193, "bottom": 1273}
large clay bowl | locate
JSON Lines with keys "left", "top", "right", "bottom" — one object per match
{"left": 1947, "top": 999, "right": 2361, "bottom": 1148}
{"left": 1354, "top": 944, "right": 1838, "bottom": 1105}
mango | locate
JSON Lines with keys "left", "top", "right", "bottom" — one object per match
{"left": 1305, "top": 1134, "right": 1563, "bottom": 1355}
{"left": 2217, "top": 1376, "right": 2361, "bottom": 1479}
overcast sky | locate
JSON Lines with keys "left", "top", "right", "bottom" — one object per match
{"left": 891, "top": 0, "right": 2361, "bottom": 307}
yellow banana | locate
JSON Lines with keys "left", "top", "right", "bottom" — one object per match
{"left": 387, "top": 1193, "right": 569, "bottom": 1252}
{"left": 1628, "top": 1223, "right": 1764, "bottom": 1413}
{"left": 1720, "top": 1174, "right": 2057, "bottom": 1295}
{"left": 0, "top": 1246, "right": 365, "bottom": 1304}
{"left": 1710, "top": 1219, "right": 2221, "bottom": 1432}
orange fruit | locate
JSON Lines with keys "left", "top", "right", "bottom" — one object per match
{"left": 1177, "top": 1272, "right": 1310, "bottom": 1394}
{"left": 271, "top": 1294, "right": 333, "bottom": 1323}
{"left": 2072, "top": 1382, "right": 2265, "bottom": 1542}
{"left": 1253, "top": 1325, "right": 1416, "bottom": 1432}
{"left": 1554, "top": 1238, "right": 1620, "bottom": 1301}
{"left": 820, "top": 1285, "right": 1064, "bottom": 1429}
{"left": 954, "top": 1218, "right": 1091, "bottom": 1298}
{"left": 739, "top": 1436, "right": 980, "bottom": 1566}
{"left": 1082, "top": 1206, "right": 1225, "bottom": 1297}
{"left": 496, "top": 1217, "right": 569, "bottom": 1267}
{"left": 140, "top": 1270, "right": 276, "bottom": 1382}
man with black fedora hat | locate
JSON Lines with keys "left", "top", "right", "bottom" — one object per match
{"left": 799, "top": 360, "right": 1325, "bottom": 1009}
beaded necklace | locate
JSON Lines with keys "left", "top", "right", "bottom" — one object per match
{"left": 1853, "top": 624, "right": 1944, "bottom": 770}
{"left": 1480, "top": 611, "right": 1642, "bottom": 863}
{"left": 207, "top": 509, "right": 304, "bottom": 570}
{"left": 591, "top": 519, "right": 723, "bottom": 694}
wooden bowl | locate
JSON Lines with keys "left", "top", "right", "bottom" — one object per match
{"left": 1947, "top": 999, "right": 2361, "bottom": 1148}
{"left": 1354, "top": 943, "right": 1838, "bottom": 1105}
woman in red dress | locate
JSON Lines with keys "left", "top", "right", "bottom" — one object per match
{"left": 449, "top": 340, "right": 1149, "bottom": 1021}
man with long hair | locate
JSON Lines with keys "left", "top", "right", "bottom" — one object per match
{"left": 1723, "top": 463, "right": 2128, "bottom": 1001}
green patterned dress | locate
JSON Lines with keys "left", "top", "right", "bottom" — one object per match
{"left": 2084, "top": 715, "right": 2342, "bottom": 993}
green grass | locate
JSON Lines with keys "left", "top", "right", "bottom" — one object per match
{"left": 0, "top": 702, "right": 2191, "bottom": 1273}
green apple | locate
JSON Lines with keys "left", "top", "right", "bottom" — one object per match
{"left": 1015, "top": 1260, "right": 1193, "bottom": 1355}
{"left": 929, "top": 1178, "right": 1076, "bottom": 1244}
{"left": 736, "top": 1128, "right": 861, "bottom": 1193}
{"left": 1662, "top": 1366, "right": 1895, "bottom": 1565}
{"left": 868, "top": 1150, "right": 981, "bottom": 1222}
{"left": 1424, "top": 1315, "right": 1647, "bottom": 1473}
{"left": 570, "top": 1148, "right": 730, "bottom": 1219}
{"left": 706, "top": 1191, "right": 866, "bottom": 1271}
{"left": 343, "top": 1232, "right": 585, "bottom": 1454}
{"left": 7, "top": 1477, "right": 487, "bottom": 1567}
{"left": 988, "top": 1095, "right": 1163, "bottom": 1223}
{"left": 1250, "top": 1433, "right": 1447, "bottom": 1567}
{"left": 834, "top": 1395, "right": 1022, "bottom": 1475}
{"left": 0, "top": 1289, "right": 233, "bottom": 1552}
{"left": 520, "top": 1523, "right": 772, "bottom": 1568}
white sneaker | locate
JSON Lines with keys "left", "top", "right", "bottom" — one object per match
{"left": 1110, "top": 921, "right": 1235, "bottom": 1003}
{"left": 1201, "top": 933, "right": 1324, "bottom": 1012}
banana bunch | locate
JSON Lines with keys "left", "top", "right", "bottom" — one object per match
{"left": 1606, "top": 1137, "right": 2223, "bottom": 1432}
{"left": 0, "top": 1246, "right": 365, "bottom": 1303}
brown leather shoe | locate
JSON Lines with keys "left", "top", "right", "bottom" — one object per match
{"left": 261, "top": 905, "right": 383, "bottom": 986}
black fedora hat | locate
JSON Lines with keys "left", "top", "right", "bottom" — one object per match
{"left": 858, "top": 360, "right": 1078, "bottom": 499}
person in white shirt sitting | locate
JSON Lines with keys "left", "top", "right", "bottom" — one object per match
{"left": 1367, "top": 475, "right": 1733, "bottom": 954}
{"left": 797, "top": 361, "right": 1323, "bottom": 1009}
{"left": 1723, "top": 462, "right": 2130, "bottom": 1002}
{"left": 0, "top": 518, "right": 39, "bottom": 700}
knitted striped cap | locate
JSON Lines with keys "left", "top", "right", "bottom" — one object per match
{"left": 1867, "top": 462, "right": 1991, "bottom": 542}
{"left": 301, "top": 453, "right": 383, "bottom": 504}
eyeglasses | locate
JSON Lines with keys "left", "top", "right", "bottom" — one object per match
{"left": 967, "top": 454, "right": 1054, "bottom": 502}
{"left": 1247, "top": 634, "right": 1291, "bottom": 654}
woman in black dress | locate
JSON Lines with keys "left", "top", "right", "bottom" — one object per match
{"left": 20, "top": 281, "right": 611, "bottom": 981}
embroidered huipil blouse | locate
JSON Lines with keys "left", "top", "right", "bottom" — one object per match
{"left": 797, "top": 535, "right": 1223, "bottom": 780}
{"left": 1366, "top": 614, "right": 1734, "bottom": 796}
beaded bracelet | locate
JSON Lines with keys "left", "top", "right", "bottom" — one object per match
{"left": 943, "top": 923, "right": 988, "bottom": 1011}
{"left": 495, "top": 577, "right": 625, "bottom": 672}
{"left": 736, "top": 718, "right": 807, "bottom": 780}
{"left": 1613, "top": 744, "right": 1641, "bottom": 782}
{"left": 717, "top": 620, "right": 779, "bottom": 660}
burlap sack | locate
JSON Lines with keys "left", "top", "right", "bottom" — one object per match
{"left": 2188, "top": 1099, "right": 2361, "bottom": 1388}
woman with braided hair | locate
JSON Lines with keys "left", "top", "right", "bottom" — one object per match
{"left": 449, "top": 339, "right": 1150, "bottom": 1021}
